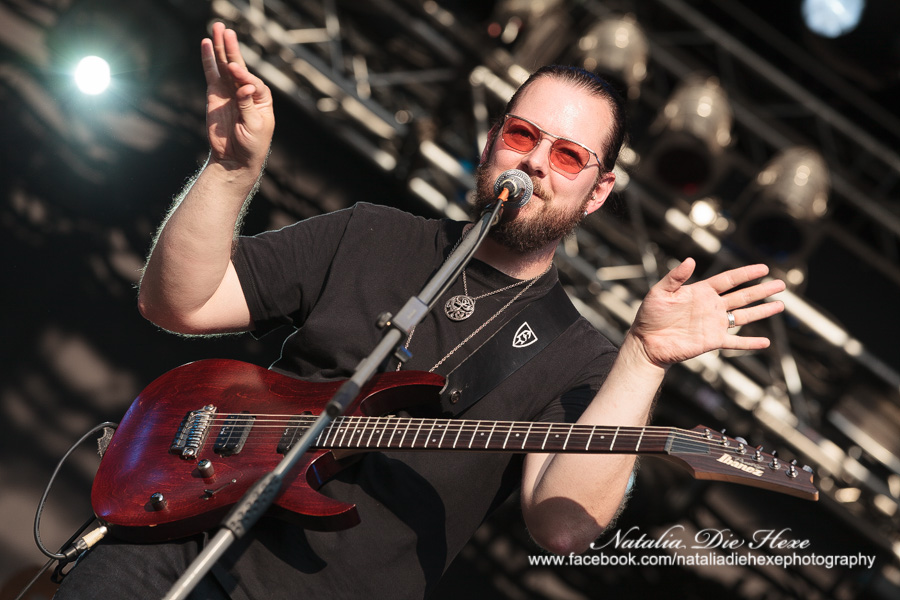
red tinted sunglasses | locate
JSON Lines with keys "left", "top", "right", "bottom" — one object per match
{"left": 500, "top": 114, "right": 601, "bottom": 175}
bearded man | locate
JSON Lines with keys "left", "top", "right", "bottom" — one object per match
{"left": 54, "top": 23, "right": 784, "bottom": 600}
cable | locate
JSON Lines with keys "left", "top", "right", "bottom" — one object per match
{"left": 33, "top": 421, "right": 117, "bottom": 560}
{"left": 12, "top": 512, "right": 96, "bottom": 600}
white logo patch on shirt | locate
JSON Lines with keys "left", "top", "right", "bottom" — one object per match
{"left": 512, "top": 322, "right": 538, "bottom": 348}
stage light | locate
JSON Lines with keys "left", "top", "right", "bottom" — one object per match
{"left": 735, "top": 146, "right": 830, "bottom": 271}
{"left": 73, "top": 56, "right": 111, "bottom": 95}
{"left": 802, "top": 0, "right": 866, "bottom": 38}
{"left": 688, "top": 198, "right": 718, "bottom": 228}
{"left": 490, "top": 0, "right": 571, "bottom": 69}
{"left": 46, "top": 0, "right": 179, "bottom": 103}
{"left": 646, "top": 76, "right": 733, "bottom": 198}
{"left": 578, "top": 15, "right": 648, "bottom": 99}
{"left": 753, "top": 147, "right": 830, "bottom": 221}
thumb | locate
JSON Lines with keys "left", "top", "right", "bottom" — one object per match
{"left": 235, "top": 83, "right": 258, "bottom": 113}
{"left": 658, "top": 258, "right": 696, "bottom": 293}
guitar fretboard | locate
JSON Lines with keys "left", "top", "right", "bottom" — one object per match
{"left": 300, "top": 417, "right": 693, "bottom": 455}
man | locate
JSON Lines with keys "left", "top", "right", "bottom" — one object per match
{"left": 55, "top": 23, "right": 784, "bottom": 599}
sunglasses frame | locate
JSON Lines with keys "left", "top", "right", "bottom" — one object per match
{"left": 500, "top": 114, "right": 602, "bottom": 175}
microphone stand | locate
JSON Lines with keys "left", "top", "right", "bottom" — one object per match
{"left": 161, "top": 192, "right": 511, "bottom": 600}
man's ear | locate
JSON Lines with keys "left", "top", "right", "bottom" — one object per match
{"left": 480, "top": 124, "right": 500, "bottom": 165}
{"left": 586, "top": 170, "right": 616, "bottom": 215}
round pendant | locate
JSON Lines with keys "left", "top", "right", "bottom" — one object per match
{"left": 445, "top": 295, "right": 475, "bottom": 321}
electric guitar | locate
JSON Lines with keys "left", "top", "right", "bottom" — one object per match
{"left": 91, "top": 359, "right": 818, "bottom": 542}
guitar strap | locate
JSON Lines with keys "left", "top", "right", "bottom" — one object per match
{"left": 438, "top": 282, "right": 580, "bottom": 417}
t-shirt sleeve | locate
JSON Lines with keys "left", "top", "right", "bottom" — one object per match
{"left": 232, "top": 205, "right": 357, "bottom": 335}
{"left": 533, "top": 324, "right": 618, "bottom": 424}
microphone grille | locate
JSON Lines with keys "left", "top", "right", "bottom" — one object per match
{"left": 494, "top": 169, "right": 533, "bottom": 208}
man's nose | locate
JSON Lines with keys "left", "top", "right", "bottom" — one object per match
{"left": 518, "top": 138, "right": 553, "bottom": 178}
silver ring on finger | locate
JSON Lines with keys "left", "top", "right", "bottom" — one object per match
{"left": 726, "top": 311, "right": 736, "bottom": 330}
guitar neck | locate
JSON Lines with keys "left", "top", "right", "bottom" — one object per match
{"left": 310, "top": 417, "right": 679, "bottom": 455}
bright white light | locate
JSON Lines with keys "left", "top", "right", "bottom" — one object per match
{"left": 74, "top": 56, "right": 111, "bottom": 95}
{"left": 802, "top": 0, "right": 865, "bottom": 38}
{"left": 689, "top": 198, "right": 718, "bottom": 227}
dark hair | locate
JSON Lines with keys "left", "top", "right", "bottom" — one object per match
{"left": 502, "top": 65, "right": 627, "bottom": 172}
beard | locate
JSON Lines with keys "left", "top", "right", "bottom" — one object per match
{"left": 471, "top": 163, "right": 591, "bottom": 254}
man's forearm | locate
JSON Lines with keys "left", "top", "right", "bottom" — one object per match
{"left": 138, "top": 158, "right": 261, "bottom": 333}
{"left": 521, "top": 334, "right": 665, "bottom": 554}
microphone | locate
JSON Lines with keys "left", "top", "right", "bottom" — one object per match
{"left": 493, "top": 169, "right": 533, "bottom": 209}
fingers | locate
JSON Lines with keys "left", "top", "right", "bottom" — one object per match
{"left": 705, "top": 263, "right": 771, "bottom": 295}
{"left": 200, "top": 38, "right": 219, "bottom": 86}
{"left": 227, "top": 62, "right": 272, "bottom": 108}
{"left": 208, "top": 22, "right": 248, "bottom": 81}
{"left": 223, "top": 26, "right": 248, "bottom": 69}
{"left": 211, "top": 21, "right": 227, "bottom": 66}
{"left": 723, "top": 334, "right": 772, "bottom": 351}
{"left": 723, "top": 298, "right": 784, "bottom": 350}
{"left": 730, "top": 299, "right": 784, "bottom": 328}
{"left": 722, "top": 278, "right": 785, "bottom": 311}
{"left": 657, "top": 257, "right": 696, "bottom": 293}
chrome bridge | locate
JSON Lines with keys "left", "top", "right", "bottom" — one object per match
{"left": 170, "top": 404, "right": 216, "bottom": 459}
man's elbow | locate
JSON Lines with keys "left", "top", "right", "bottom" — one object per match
{"left": 137, "top": 290, "right": 199, "bottom": 334}
{"left": 529, "top": 523, "right": 605, "bottom": 554}
{"left": 523, "top": 499, "right": 610, "bottom": 555}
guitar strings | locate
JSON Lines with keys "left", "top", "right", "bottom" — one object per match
{"left": 140, "top": 410, "right": 779, "bottom": 461}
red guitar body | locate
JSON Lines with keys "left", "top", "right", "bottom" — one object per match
{"left": 91, "top": 359, "right": 445, "bottom": 542}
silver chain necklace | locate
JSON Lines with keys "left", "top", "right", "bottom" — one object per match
{"left": 444, "top": 268, "right": 546, "bottom": 321}
{"left": 400, "top": 262, "right": 553, "bottom": 373}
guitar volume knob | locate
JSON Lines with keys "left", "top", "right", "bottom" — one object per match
{"left": 198, "top": 459, "right": 215, "bottom": 479}
{"left": 150, "top": 492, "right": 167, "bottom": 511}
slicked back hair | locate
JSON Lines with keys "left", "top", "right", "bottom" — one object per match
{"left": 502, "top": 65, "right": 626, "bottom": 173}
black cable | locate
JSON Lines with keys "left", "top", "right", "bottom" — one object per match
{"left": 12, "top": 513, "right": 96, "bottom": 600}
{"left": 33, "top": 421, "right": 117, "bottom": 560}
{"left": 12, "top": 557, "right": 54, "bottom": 600}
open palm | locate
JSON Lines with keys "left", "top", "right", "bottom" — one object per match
{"left": 630, "top": 259, "right": 785, "bottom": 367}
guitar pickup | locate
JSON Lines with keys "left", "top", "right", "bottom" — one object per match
{"left": 277, "top": 412, "right": 311, "bottom": 454}
{"left": 214, "top": 412, "right": 254, "bottom": 456}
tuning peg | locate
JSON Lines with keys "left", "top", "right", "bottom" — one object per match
{"left": 734, "top": 436, "right": 748, "bottom": 445}
{"left": 704, "top": 428, "right": 713, "bottom": 440}
{"left": 802, "top": 464, "right": 813, "bottom": 474}
{"left": 787, "top": 460, "right": 798, "bottom": 478}
{"left": 754, "top": 446, "right": 764, "bottom": 462}
{"left": 720, "top": 429, "right": 729, "bottom": 447}
{"left": 769, "top": 450, "right": 780, "bottom": 470}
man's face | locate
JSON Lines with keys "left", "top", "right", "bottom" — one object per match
{"left": 473, "top": 77, "right": 616, "bottom": 254}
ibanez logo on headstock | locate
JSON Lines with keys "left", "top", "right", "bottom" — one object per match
{"left": 717, "top": 453, "right": 764, "bottom": 477}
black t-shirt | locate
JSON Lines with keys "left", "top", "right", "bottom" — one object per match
{"left": 55, "top": 203, "right": 618, "bottom": 600}
{"left": 225, "top": 203, "right": 617, "bottom": 598}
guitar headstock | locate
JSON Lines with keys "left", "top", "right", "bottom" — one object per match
{"left": 662, "top": 425, "right": 818, "bottom": 501}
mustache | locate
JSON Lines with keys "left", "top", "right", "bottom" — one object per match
{"left": 531, "top": 176, "right": 551, "bottom": 203}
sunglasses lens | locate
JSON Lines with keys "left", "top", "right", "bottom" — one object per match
{"left": 549, "top": 141, "right": 590, "bottom": 174}
{"left": 502, "top": 118, "right": 540, "bottom": 152}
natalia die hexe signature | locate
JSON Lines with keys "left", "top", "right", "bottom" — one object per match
{"left": 591, "top": 525, "right": 809, "bottom": 552}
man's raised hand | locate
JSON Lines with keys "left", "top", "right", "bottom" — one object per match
{"left": 200, "top": 22, "right": 275, "bottom": 171}
{"left": 629, "top": 258, "right": 786, "bottom": 368}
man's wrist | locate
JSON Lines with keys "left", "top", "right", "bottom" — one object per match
{"left": 619, "top": 332, "right": 670, "bottom": 376}
{"left": 204, "top": 154, "right": 265, "bottom": 185}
